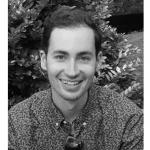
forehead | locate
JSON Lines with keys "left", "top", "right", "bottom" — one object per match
{"left": 48, "top": 26, "right": 96, "bottom": 54}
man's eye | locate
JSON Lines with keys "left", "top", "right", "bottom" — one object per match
{"left": 80, "top": 56, "right": 91, "bottom": 62}
{"left": 55, "top": 55, "right": 65, "bottom": 60}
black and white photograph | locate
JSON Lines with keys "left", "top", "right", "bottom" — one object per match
{"left": 7, "top": 0, "right": 144, "bottom": 149}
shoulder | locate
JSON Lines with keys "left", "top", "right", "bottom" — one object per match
{"left": 90, "top": 84, "right": 143, "bottom": 117}
{"left": 90, "top": 84, "right": 143, "bottom": 143}
{"left": 9, "top": 89, "right": 51, "bottom": 124}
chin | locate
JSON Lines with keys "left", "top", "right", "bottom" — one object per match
{"left": 61, "top": 92, "right": 83, "bottom": 101}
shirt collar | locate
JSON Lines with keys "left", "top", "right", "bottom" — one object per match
{"left": 31, "top": 88, "right": 64, "bottom": 129}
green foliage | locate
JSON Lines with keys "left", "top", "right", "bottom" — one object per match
{"left": 8, "top": 0, "right": 143, "bottom": 109}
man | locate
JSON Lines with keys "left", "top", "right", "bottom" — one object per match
{"left": 9, "top": 6, "right": 143, "bottom": 150}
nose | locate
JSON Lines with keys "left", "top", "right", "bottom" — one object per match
{"left": 65, "top": 59, "right": 80, "bottom": 78}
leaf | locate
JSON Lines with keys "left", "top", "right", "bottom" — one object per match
{"left": 116, "top": 67, "right": 121, "bottom": 73}
{"left": 108, "top": 71, "right": 114, "bottom": 79}
{"left": 105, "top": 74, "right": 111, "bottom": 81}
{"left": 110, "top": 70, "right": 117, "bottom": 76}
{"left": 32, "top": 75, "right": 38, "bottom": 79}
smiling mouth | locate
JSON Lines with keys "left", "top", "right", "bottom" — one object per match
{"left": 59, "top": 79, "right": 82, "bottom": 86}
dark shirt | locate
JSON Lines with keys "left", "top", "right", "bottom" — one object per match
{"left": 8, "top": 84, "right": 143, "bottom": 150}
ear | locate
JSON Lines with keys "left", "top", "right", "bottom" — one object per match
{"left": 39, "top": 50, "right": 47, "bottom": 71}
{"left": 96, "top": 51, "right": 103, "bottom": 67}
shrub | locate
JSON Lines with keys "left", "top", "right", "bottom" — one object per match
{"left": 112, "top": 0, "right": 143, "bottom": 15}
{"left": 8, "top": 0, "right": 143, "bottom": 109}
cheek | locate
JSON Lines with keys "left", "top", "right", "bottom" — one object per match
{"left": 46, "top": 62, "right": 62, "bottom": 76}
{"left": 80, "top": 65, "right": 96, "bottom": 77}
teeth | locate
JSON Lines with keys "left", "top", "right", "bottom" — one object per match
{"left": 60, "top": 80, "right": 80, "bottom": 85}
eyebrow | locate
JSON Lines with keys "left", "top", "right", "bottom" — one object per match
{"left": 52, "top": 50, "right": 94, "bottom": 56}
{"left": 78, "top": 51, "right": 94, "bottom": 56}
{"left": 52, "top": 50, "right": 68, "bottom": 55}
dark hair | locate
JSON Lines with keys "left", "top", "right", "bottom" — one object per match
{"left": 41, "top": 6, "right": 102, "bottom": 56}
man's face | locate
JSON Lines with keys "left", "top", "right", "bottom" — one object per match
{"left": 41, "top": 26, "right": 97, "bottom": 101}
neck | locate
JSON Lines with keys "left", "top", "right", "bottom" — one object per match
{"left": 51, "top": 89, "right": 88, "bottom": 123}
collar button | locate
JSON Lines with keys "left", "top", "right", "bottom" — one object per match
{"left": 56, "top": 123, "right": 59, "bottom": 126}
{"left": 63, "top": 120, "right": 67, "bottom": 124}
{"left": 83, "top": 122, "right": 87, "bottom": 126}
